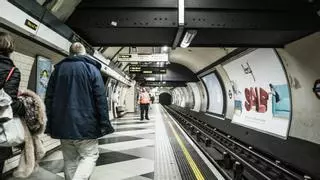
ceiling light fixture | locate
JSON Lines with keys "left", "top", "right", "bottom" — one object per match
{"left": 180, "top": 30, "right": 197, "bottom": 48}
{"left": 162, "top": 46, "right": 169, "bottom": 53}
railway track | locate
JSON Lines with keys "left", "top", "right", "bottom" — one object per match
{"left": 164, "top": 105, "right": 314, "bottom": 180}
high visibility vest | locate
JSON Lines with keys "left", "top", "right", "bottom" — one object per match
{"left": 139, "top": 92, "right": 150, "bottom": 104}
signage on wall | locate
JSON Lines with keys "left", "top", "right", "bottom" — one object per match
{"left": 24, "top": 19, "right": 38, "bottom": 31}
{"left": 313, "top": 79, "right": 320, "bottom": 99}
{"left": 222, "top": 48, "right": 291, "bottom": 138}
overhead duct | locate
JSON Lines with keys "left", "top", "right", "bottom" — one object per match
{"left": 67, "top": 0, "right": 320, "bottom": 47}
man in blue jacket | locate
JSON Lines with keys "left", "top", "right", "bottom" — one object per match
{"left": 45, "top": 42, "right": 114, "bottom": 180}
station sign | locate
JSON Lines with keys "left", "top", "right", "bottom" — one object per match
{"left": 129, "top": 65, "right": 167, "bottom": 74}
{"left": 118, "top": 53, "right": 168, "bottom": 62}
{"left": 119, "top": 54, "right": 132, "bottom": 58}
{"left": 25, "top": 19, "right": 38, "bottom": 31}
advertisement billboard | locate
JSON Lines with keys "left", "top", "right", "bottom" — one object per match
{"left": 36, "top": 56, "right": 52, "bottom": 100}
{"left": 201, "top": 72, "right": 224, "bottom": 116}
{"left": 223, "top": 49, "right": 291, "bottom": 138}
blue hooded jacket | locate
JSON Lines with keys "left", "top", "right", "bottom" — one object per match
{"left": 45, "top": 55, "right": 114, "bottom": 139}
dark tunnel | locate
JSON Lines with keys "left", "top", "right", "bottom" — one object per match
{"left": 159, "top": 93, "right": 172, "bottom": 105}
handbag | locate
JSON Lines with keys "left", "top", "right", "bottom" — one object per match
{"left": 0, "top": 67, "right": 25, "bottom": 147}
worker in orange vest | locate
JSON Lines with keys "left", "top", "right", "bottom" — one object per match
{"left": 138, "top": 87, "right": 151, "bottom": 120}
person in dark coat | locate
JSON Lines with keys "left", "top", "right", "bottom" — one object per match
{"left": 0, "top": 32, "right": 26, "bottom": 178}
{"left": 45, "top": 42, "right": 114, "bottom": 180}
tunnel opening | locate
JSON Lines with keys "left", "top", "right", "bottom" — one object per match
{"left": 159, "top": 93, "right": 172, "bottom": 105}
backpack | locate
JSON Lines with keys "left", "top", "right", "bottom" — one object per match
{"left": 0, "top": 67, "right": 25, "bottom": 147}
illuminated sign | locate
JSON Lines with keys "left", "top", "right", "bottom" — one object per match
{"left": 129, "top": 65, "right": 167, "bottom": 74}
{"left": 118, "top": 53, "right": 168, "bottom": 62}
{"left": 25, "top": 19, "right": 38, "bottom": 31}
{"left": 129, "top": 66, "right": 141, "bottom": 73}
{"left": 119, "top": 54, "right": 132, "bottom": 58}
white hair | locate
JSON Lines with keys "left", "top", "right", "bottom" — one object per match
{"left": 69, "top": 42, "right": 86, "bottom": 56}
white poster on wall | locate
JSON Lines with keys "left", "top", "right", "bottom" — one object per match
{"left": 223, "top": 49, "right": 291, "bottom": 138}
{"left": 36, "top": 56, "right": 52, "bottom": 100}
{"left": 201, "top": 73, "right": 224, "bottom": 116}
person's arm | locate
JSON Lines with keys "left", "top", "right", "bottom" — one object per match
{"left": 92, "top": 68, "right": 114, "bottom": 136}
{"left": 44, "top": 69, "right": 57, "bottom": 135}
{"left": 5, "top": 68, "right": 25, "bottom": 116}
{"left": 137, "top": 93, "right": 141, "bottom": 104}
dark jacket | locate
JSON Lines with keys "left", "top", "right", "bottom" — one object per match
{"left": 0, "top": 55, "right": 26, "bottom": 116}
{"left": 0, "top": 55, "right": 26, "bottom": 161}
{"left": 45, "top": 55, "right": 114, "bottom": 139}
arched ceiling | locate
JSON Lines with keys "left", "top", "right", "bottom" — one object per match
{"left": 96, "top": 47, "right": 235, "bottom": 73}
{"left": 169, "top": 48, "right": 235, "bottom": 73}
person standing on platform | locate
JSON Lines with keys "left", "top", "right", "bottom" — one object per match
{"left": 150, "top": 95, "right": 155, "bottom": 104}
{"left": 138, "top": 88, "right": 151, "bottom": 120}
{"left": 45, "top": 42, "right": 114, "bottom": 180}
{"left": 0, "top": 32, "right": 26, "bottom": 178}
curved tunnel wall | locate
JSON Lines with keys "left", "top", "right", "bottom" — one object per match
{"left": 173, "top": 45, "right": 320, "bottom": 144}
{"left": 173, "top": 48, "right": 295, "bottom": 138}
{"left": 187, "top": 83, "right": 201, "bottom": 112}
{"left": 168, "top": 36, "right": 320, "bottom": 178}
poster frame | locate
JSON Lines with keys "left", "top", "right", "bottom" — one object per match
{"left": 200, "top": 70, "right": 227, "bottom": 118}
{"left": 35, "top": 55, "right": 52, "bottom": 101}
{"left": 222, "top": 48, "right": 293, "bottom": 139}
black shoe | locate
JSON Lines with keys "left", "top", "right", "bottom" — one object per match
{"left": 146, "top": 117, "right": 149, "bottom": 120}
{"left": 140, "top": 118, "right": 144, "bottom": 121}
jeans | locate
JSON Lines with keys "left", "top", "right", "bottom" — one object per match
{"left": 140, "top": 104, "right": 149, "bottom": 120}
{"left": 61, "top": 139, "right": 99, "bottom": 180}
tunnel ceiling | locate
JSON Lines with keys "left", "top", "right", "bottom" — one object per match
{"left": 98, "top": 46, "right": 235, "bottom": 73}
{"left": 66, "top": 0, "right": 320, "bottom": 47}
{"left": 169, "top": 47, "right": 235, "bottom": 73}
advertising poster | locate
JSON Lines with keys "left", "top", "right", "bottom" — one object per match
{"left": 201, "top": 73, "right": 224, "bottom": 116}
{"left": 36, "top": 56, "right": 52, "bottom": 100}
{"left": 223, "top": 49, "right": 291, "bottom": 138}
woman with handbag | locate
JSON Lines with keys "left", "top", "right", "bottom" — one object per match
{"left": 0, "top": 32, "right": 26, "bottom": 178}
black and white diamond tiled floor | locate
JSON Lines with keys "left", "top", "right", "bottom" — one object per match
{"left": 7, "top": 108, "right": 156, "bottom": 180}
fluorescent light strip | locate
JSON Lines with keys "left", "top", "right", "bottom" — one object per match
{"left": 178, "top": 0, "right": 185, "bottom": 25}
{"left": 180, "top": 30, "right": 197, "bottom": 48}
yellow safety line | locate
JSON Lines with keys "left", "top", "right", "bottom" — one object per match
{"left": 167, "top": 120, "right": 205, "bottom": 180}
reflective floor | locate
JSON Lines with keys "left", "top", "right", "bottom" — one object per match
{"left": 7, "top": 107, "right": 158, "bottom": 180}
{"left": 6, "top": 104, "right": 220, "bottom": 180}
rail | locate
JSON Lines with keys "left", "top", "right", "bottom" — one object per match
{"left": 164, "top": 105, "right": 314, "bottom": 180}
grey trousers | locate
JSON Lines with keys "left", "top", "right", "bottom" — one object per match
{"left": 61, "top": 139, "right": 99, "bottom": 180}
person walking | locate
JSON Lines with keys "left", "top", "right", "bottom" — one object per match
{"left": 0, "top": 32, "right": 26, "bottom": 178}
{"left": 138, "top": 88, "right": 150, "bottom": 120}
{"left": 45, "top": 42, "right": 114, "bottom": 180}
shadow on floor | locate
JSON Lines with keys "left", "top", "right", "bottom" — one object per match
{"left": 6, "top": 167, "right": 63, "bottom": 180}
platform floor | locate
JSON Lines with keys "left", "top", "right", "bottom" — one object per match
{"left": 6, "top": 104, "right": 222, "bottom": 180}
